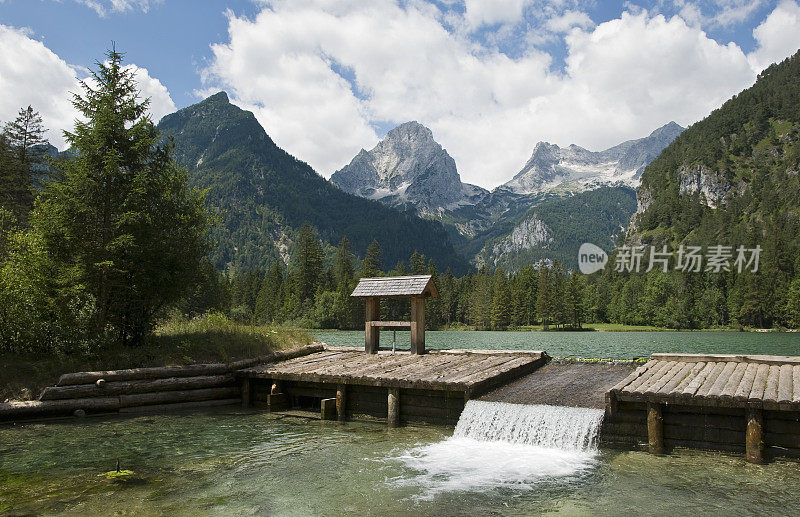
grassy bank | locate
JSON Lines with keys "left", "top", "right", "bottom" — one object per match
{"left": 1, "top": 313, "right": 311, "bottom": 402}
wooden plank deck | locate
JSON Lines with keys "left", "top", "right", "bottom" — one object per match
{"left": 610, "top": 353, "right": 800, "bottom": 410}
{"left": 238, "top": 347, "right": 546, "bottom": 397}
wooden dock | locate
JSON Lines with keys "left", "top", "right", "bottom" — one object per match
{"left": 238, "top": 347, "right": 547, "bottom": 426}
{"left": 604, "top": 353, "right": 800, "bottom": 462}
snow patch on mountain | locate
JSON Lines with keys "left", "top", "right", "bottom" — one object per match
{"left": 500, "top": 122, "right": 684, "bottom": 196}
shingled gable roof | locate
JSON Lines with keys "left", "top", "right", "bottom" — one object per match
{"left": 351, "top": 275, "right": 438, "bottom": 298}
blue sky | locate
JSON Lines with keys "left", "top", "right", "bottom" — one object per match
{"left": 1, "top": 0, "right": 799, "bottom": 188}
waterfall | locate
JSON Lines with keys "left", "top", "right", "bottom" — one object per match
{"left": 393, "top": 401, "right": 605, "bottom": 497}
{"left": 453, "top": 400, "right": 605, "bottom": 451}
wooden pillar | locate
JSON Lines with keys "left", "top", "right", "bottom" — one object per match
{"left": 746, "top": 407, "right": 764, "bottom": 464}
{"left": 321, "top": 398, "right": 337, "bottom": 420}
{"left": 336, "top": 384, "right": 346, "bottom": 422}
{"left": 365, "top": 297, "right": 380, "bottom": 353}
{"left": 647, "top": 402, "right": 664, "bottom": 455}
{"left": 388, "top": 387, "right": 400, "bottom": 428}
{"left": 240, "top": 378, "right": 251, "bottom": 408}
{"left": 267, "top": 380, "right": 287, "bottom": 412}
{"left": 410, "top": 296, "right": 425, "bottom": 355}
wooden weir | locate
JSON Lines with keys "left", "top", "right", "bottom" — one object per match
{"left": 604, "top": 353, "right": 800, "bottom": 463}
{"left": 238, "top": 347, "right": 547, "bottom": 426}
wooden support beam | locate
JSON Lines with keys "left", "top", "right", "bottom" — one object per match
{"left": 368, "top": 321, "right": 411, "bottom": 327}
{"left": 268, "top": 381, "right": 287, "bottom": 411}
{"left": 267, "top": 393, "right": 287, "bottom": 412}
{"left": 746, "top": 407, "right": 764, "bottom": 464}
{"left": 410, "top": 296, "right": 425, "bottom": 355}
{"left": 388, "top": 387, "right": 400, "bottom": 427}
{"left": 365, "top": 297, "right": 380, "bottom": 354}
{"left": 240, "top": 378, "right": 251, "bottom": 408}
{"left": 321, "top": 398, "right": 337, "bottom": 420}
{"left": 336, "top": 384, "right": 346, "bottom": 422}
{"left": 647, "top": 402, "right": 664, "bottom": 455}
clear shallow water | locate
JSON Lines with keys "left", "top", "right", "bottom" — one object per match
{"left": 313, "top": 330, "right": 800, "bottom": 358}
{"left": 2, "top": 408, "right": 800, "bottom": 516}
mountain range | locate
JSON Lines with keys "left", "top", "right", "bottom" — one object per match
{"left": 152, "top": 91, "right": 685, "bottom": 273}
{"left": 332, "top": 117, "right": 683, "bottom": 270}
{"left": 156, "top": 92, "right": 467, "bottom": 274}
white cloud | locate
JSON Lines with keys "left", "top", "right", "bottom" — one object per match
{"left": 203, "top": 2, "right": 798, "bottom": 189}
{"left": 749, "top": 0, "right": 800, "bottom": 72}
{"left": 464, "top": 0, "right": 527, "bottom": 29}
{"left": 0, "top": 25, "right": 175, "bottom": 148}
{"left": 0, "top": 24, "right": 80, "bottom": 148}
{"left": 672, "top": 0, "right": 765, "bottom": 28}
{"left": 545, "top": 10, "right": 595, "bottom": 33}
{"left": 127, "top": 65, "right": 176, "bottom": 122}
{"left": 75, "top": 0, "right": 161, "bottom": 17}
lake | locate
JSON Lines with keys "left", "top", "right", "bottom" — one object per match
{"left": 312, "top": 329, "right": 800, "bottom": 358}
{"left": 3, "top": 408, "right": 800, "bottom": 516}
{"left": 4, "top": 331, "right": 800, "bottom": 515}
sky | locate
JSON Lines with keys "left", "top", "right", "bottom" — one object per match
{"left": 1, "top": 1, "right": 799, "bottom": 190}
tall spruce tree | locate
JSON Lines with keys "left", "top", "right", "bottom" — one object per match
{"left": 4, "top": 106, "right": 47, "bottom": 165}
{"left": 334, "top": 237, "right": 355, "bottom": 285}
{"left": 490, "top": 267, "right": 512, "bottom": 330}
{"left": 291, "top": 223, "right": 324, "bottom": 306}
{"left": 1, "top": 107, "right": 48, "bottom": 223}
{"left": 33, "top": 49, "right": 210, "bottom": 345}
{"left": 361, "top": 240, "right": 382, "bottom": 277}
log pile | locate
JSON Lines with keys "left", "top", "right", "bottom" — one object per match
{"left": 0, "top": 344, "right": 322, "bottom": 422}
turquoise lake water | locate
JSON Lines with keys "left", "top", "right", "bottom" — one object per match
{"left": 4, "top": 331, "right": 800, "bottom": 514}
{"left": 2, "top": 409, "right": 800, "bottom": 516}
{"left": 312, "top": 330, "right": 800, "bottom": 358}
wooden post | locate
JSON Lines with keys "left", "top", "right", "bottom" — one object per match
{"left": 647, "top": 402, "right": 664, "bottom": 455}
{"left": 746, "top": 407, "right": 764, "bottom": 464}
{"left": 388, "top": 387, "right": 400, "bottom": 428}
{"left": 240, "top": 378, "right": 251, "bottom": 408}
{"left": 410, "top": 296, "right": 425, "bottom": 355}
{"left": 321, "top": 398, "right": 337, "bottom": 420}
{"left": 268, "top": 380, "right": 287, "bottom": 412}
{"left": 365, "top": 297, "right": 380, "bottom": 353}
{"left": 336, "top": 384, "right": 346, "bottom": 422}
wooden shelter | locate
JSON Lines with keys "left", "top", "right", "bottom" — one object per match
{"left": 351, "top": 275, "right": 438, "bottom": 354}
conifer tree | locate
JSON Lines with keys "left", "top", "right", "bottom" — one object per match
{"left": 34, "top": 48, "right": 210, "bottom": 345}
{"left": 409, "top": 250, "right": 426, "bottom": 274}
{"left": 334, "top": 237, "right": 354, "bottom": 285}
{"left": 292, "top": 223, "right": 323, "bottom": 304}
{"left": 1, "top": 107, "right": 49, "bottom": 222}
{"left": 361, "top": 240, "right": 382, "bottom": 277}
{"left": 3, "top": 105, "right": 47, "bottom": 165}
{"left": 490, "top": 267, "right": 512, "bottom": 329}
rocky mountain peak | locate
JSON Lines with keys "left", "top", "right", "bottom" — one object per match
{"left": 500, "top": 122, "right": 684, "bottom": 195}
{"left": 330, "top": 121, "right": 487, "bottom": 214}
{"left": 384, "top": 120, "right": 435, "bottom": 143}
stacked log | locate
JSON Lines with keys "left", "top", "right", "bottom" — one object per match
{"left": 0, "top": 344, "right": 322, "bottom": 422}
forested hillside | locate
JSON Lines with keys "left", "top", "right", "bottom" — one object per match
{"left": 616, "top": 50, "right": 800, "bottom": 328}
{"left": 470, "top": 186, "right": 637, "bottom": 270}
{"left": 157, "top": 93, "right": 467, "bottom": 274}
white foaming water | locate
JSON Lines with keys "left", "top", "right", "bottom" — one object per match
{"left": 392, "top": 400, "right": 605, "bottom": 497}
{"left": 454, "top": 400, "right": 605, "bottom": 451}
